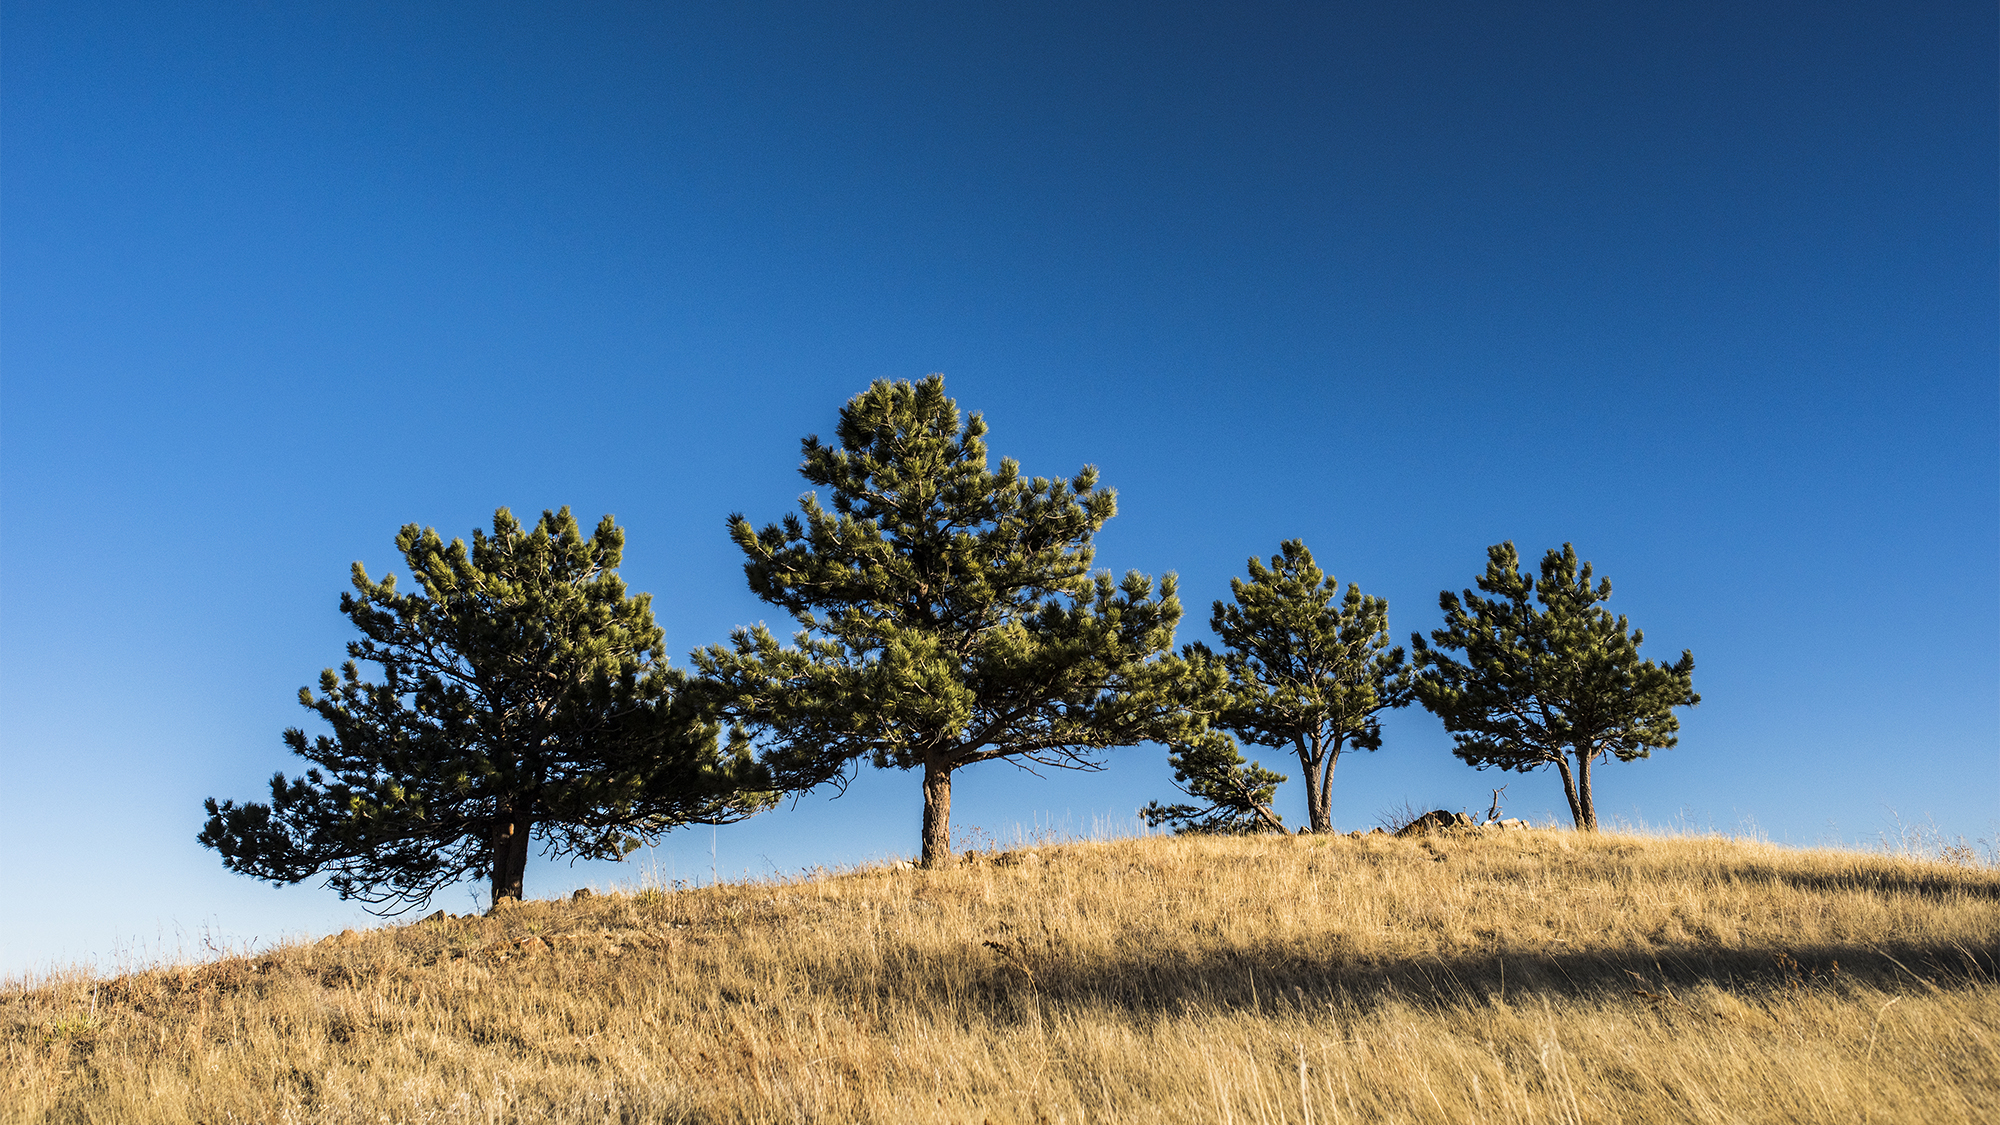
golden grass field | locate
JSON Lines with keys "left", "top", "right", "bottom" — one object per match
{"left": 7, "top": 827, "right": 1997, "bottom": 1123}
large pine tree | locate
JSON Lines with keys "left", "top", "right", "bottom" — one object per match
{"left": 200, "top": 508, "right": 770, "bottom": 909}
{"left": 697, "top": 376, "right": 1205, "bottom": 866}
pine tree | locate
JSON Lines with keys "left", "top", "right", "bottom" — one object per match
{"left": 200, "top": 508, "right": 771, "bottom": 910}
{"left": 696, "top": 376, "right": 1206, "bottom": 866}
{"left": 1411, "top": 542, "right": 1699, "bottom": 831}
{"left": 1140, "top": 731, "right": 1289, "bottom": 835}
{"left": 1151, "top": 539, "right": 1413, "bottom": 834}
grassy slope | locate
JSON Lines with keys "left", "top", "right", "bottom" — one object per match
{"left": 6, "top": 829, "right": 1998, "bottom": 1123}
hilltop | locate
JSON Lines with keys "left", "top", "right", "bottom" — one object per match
{"left": 8, "top": 829, "right": 1997, "bottom": 1123}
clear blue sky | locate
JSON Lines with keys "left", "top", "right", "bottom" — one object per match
{"left": 3, "top": 1, "right": 1993, "bottom": 975}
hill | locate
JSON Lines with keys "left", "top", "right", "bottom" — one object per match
{"left": 8, "top": 829, "right": 1997, "bottom": 1123}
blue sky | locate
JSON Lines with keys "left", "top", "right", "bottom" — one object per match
{"left": 2, "top": 1, "right": 1993, "bottom": 975}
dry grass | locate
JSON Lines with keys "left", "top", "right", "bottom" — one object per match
{"left": 7, "top": 829, "right": 1998, "bottom": 1123}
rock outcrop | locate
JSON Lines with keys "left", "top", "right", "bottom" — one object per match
{"left": 1395, "top": 810, "right": 1478, "bottom": 837}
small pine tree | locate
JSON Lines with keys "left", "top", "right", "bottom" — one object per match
{"left": 1140, "top": 731, "right": 1289, "bottom": 835}
{"left": 1411, "top": 542, "right": 1698, "bottom": 831}
{"left": 696, "top": 376, "right": 1208, "bottom": 866}
{"left": 1154, "top": 539, "right": 1413, "bottom": 834}
{"left": 200, "top": 508, "right": 771, "bottom": 910}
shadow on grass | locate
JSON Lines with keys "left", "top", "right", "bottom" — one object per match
{"left": 838, "top": 935, "right": 1996, "bottom": 1017}
{"left": 1723, "top": 863, "right": 2000, "bottom": 902}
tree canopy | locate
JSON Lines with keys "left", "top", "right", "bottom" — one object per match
{"left": 1411, "top": 542, "right": 1698, "bottom": 831}
{"left": 200, "top": 507, "right": 770, "bottom": 910}
{"left": 695, "top": 375, "right": 1207, "bottom": 866}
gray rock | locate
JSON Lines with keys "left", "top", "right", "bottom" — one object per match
{"left": 1395, "top": 810, "right": 1478, "bottom": 837}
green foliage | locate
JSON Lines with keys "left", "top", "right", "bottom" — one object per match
{"left": 1411, "top": 542, "right": 1698, "bottom": 831}
{"left": 1141, "top": 731, "right": 1288, "bottom": 835}
{"left": 200, "top": 508, "right": 771, "bottom": 910}
{"left": 696, "top": 375, "right": 1209, "bottom": 865}
{"left": 1154, "top": 540, "right": 1412, "bottom": 834}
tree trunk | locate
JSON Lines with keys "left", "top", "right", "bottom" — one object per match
{"left": 1308, "top": 744, "right": 1340, "bottom": 834}
{"left": 920, "top": 756, "right": 954, "bottom": 867}
{"left": 1574, "top": 750, "right": 1598, "bottom": 832}
{"left": 1242, "top": 781, "right": 1289, "bottom": 835}
{"left": 1551, "top": 755, "right": 1585, "bottom": 830}
{"left": 1297, "top": 736, "right": 1327, "bottom": 834}
{"left": 490, "top": 806, "right": 533, "bottom": 903}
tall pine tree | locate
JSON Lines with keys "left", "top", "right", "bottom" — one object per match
{"left": 696, "top": 376, "right": 1206, "bottom": 866}
{"left": 200, "top": 508, "right": 770, "bottom": 909}
{"left": 1411, "top": 542, "right": 1698, "bottom": 831}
